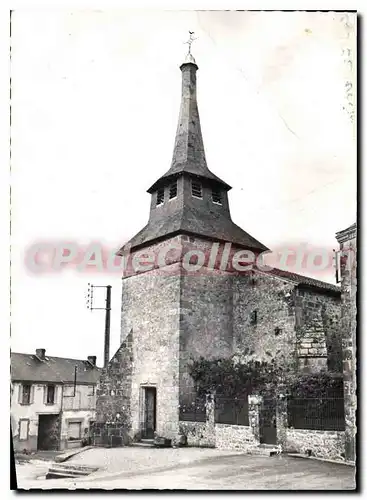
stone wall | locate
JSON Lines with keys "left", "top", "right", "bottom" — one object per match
{"left": 233, "top": 272, "right": 297, "bottom": 367}
{"left": 336, "top": 223, "right": 357, "bottom": 462}
{"left": 294, "top": 287, "right": 341, "bottom": 373}
{"left": 215, "top": 424, "right": 257, "bottom": 451}
{"left": 285, "top": 428, "right": 345, "bottom": 461}
{"left": 92, "top": 333, "right": 133, "bottom": 447}
{"left": 121, "top": 266, "right": 181, "bottom": 441}
{"left": 179, "top": 421, "right": 215, "bottom": 447}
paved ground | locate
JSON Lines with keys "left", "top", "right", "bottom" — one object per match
{"left": 16, "top": 447, "right": 356, "bottom": 491}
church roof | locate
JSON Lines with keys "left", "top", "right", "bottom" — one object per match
{"left": 119, "top": 47, "right": 268, "bottom": 254}
{"left": 118, "top": 207, "right": 268, "bottom": 253}
{"left": 266, "top": 268, "right": 341, "bottom": 294}
{"left": 147, "top": 60, "right": 231, "bottom": 193}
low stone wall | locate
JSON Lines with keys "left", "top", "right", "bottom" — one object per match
{"left": 179, "top": 421, "right": 215, "bottom": 447}
{"left": 285, "top": 429, "right": 345, "bottom": 460}
{"left": 91, "top": 422, "right": 131, "bottom": 448}
{"left": 215, "top": 424, "right": 257, "bottom": 451}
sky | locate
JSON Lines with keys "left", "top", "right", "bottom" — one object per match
{"left": 11, "top": 10, "right": 356, "bottom": 363}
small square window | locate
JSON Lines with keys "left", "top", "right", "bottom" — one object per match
{"left": 212, "top": 189, "right": 222, "bottom": 204}
{"left": 46, "top": 385, "right": 55, "bottom": 404}
{"left": 191, "top": 181, "right": 202, "bottom": 198}
{"left": 169, "top": 181, "right": 177, "bottom": 199}
{"left": 274, "top": 327, "right": 282, "bottom": 336}
{"left": 156, "top": 188, "right": 165, "bottom": 206}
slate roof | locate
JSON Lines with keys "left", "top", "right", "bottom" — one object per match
{"left": 266, "top": 267, "right": 341, "bottom": 294}
{"left": 147, "top": 61, "right": 231, "bottom": 194}
{"left": 11, "top": 352, "right": 101, "bottom": 384}
{"left": 118, "top": 207, "right": 269, "bottom": 253}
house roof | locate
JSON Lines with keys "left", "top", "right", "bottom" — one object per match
{"left": 11, "top": 352, "right": 101, "bottom": 384}
{"left": 266, "top": 268, "right": 341, "bottom": 294}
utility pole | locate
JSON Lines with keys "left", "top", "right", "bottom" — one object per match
{"left": 86, "top": 283, "right": 112, "bottom": 368}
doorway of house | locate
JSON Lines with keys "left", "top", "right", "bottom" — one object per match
{"left": 142, "top": 387, "right": 156, "bottom": 439}
{"left": 37, "top": 414, "right": 61, "bottom": 450}
{"left": 259, "top": 398, "right": 277, "bottom": 445}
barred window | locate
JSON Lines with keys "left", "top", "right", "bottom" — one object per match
{"left": 191, "top": 181, "right": 202, "bottom": 198}
{"left": 212, "top": 189, "right": 222, "bottom": 204}
{"left": 156, "top": 188, "right": 165, "bottom": 206}
{"left": 169, "top": 181, "right": 177, "bottom": 199}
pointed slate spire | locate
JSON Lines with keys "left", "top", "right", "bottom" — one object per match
{"left": 147, "top": 49, "right": 230, "bottom": 193}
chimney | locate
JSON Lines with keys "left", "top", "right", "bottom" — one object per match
{"left": 87, "top": 356, "right": 96, "bottom": 367}
{"left": 35, "top": 348, "right": 46, "bottom": 360}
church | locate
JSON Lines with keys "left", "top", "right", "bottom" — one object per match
{"left": 92, "top": 47, "right": 341, "bottom": 447}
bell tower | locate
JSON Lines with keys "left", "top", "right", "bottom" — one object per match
{"left": 117, "top": 40, "right": 268, "bottom": 442}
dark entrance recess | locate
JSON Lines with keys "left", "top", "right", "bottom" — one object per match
{"left": 259, "top": 398, "right": 277, "bottom": 445}
{"left": 37, "top": 414, "right": 60, "bottom": 450}
{"left": 142, "top": 387, "right": 156, "bottom": 439}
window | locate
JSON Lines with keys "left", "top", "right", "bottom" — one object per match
{"left": 21, "top": 384, "right": 31, "bottom": 405}
{"left": 46, "top": 385, "right": 55, "bottom": 404}
{"left": 19, "top": 419, "right": 29, "bottom": 441}
{"left": 212, "top": 189, "right": 222, "bottom": 204}
{"left": 250, "top": 310, "right": 257, "bottom": 326}
{"left": 68, "top": 421, "right": 82, "bottom": 441}
{"left": 156, "top": 188, "right": 165, "bottom": 206}
{"left": 191, "top": 181, "right": 202, "bottom": 198}
{"left": 88, "top": 385, "right": 95, "bottom": 396}
{"left": 169, "top": 181, "right": 177, "bottom": 200}
{"left": 274, "top": 327, "right": 282, "bottom": 336}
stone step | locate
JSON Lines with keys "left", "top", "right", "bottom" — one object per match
{"left": 46, "top": 463, "right": 98, "bottom": 480}
{"left": 247, "top": 445, "right": 281, "bottom": 457}
{"left": 131, "top": 440, "right": 155, "bottom": 448}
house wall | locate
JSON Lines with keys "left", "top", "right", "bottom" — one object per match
{"left": 11, "top": 382, "right": 97, "bottom": 452}
{"left": 11, "top": 382, "right": 62, "bottom": 452}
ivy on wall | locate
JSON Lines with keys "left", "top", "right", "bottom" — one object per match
{"left": 189, "top": 355, "right": 343, "bottom": 399}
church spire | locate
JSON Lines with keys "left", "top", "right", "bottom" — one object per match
{"left": 147, "top": 33, "right": 230, "bottom": 193}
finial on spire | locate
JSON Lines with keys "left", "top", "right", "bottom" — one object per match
{"left": 183, "top": 31, "right": 198, "bottom": 64}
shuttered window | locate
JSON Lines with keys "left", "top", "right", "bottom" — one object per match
{"left": 191, "top": 181, "right": 202, "bottom": 198}
{"left": 156, "top": 188, "right": 165, "bottom": 206}
{"left": 169, "top": 181, "right": 177, "bottom": 199}
{"left": 212, "top": 189, "right": 222, "bottom": 204}
{"left": 20, "top": 384, "right": 32, "bottom": 405}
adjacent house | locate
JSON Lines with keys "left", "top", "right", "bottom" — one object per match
{"left": 11, "top": 349, "right": 101, "bottom": 452}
